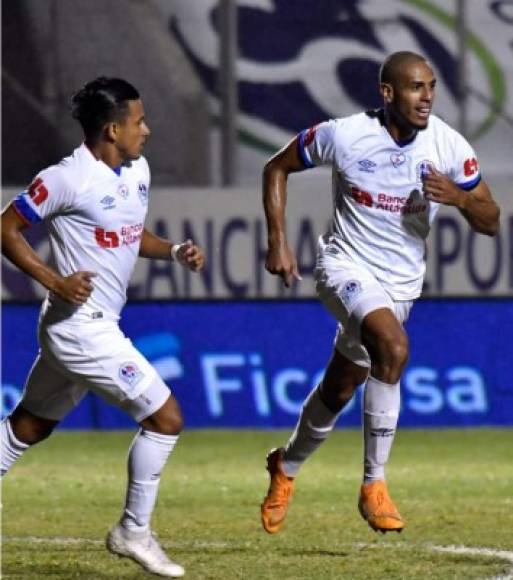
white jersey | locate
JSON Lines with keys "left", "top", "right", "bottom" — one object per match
{"left": 298, "top": 111, "right": 481, "bottom": 300}
{"left": 13, "top": 143, "right": 151, "bottom": 323}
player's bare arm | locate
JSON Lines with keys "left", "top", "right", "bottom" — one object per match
{"left": 263, "top": 138, "right": 306, "bottom": 287}
{"left": 422, "top": 169, "right": 500, "bottom": 235}
{"left": 1, "top": 204, "right": 95, "bottom": 304}
{"left": 139, "top": 228, "right": 205, "bottom": 271}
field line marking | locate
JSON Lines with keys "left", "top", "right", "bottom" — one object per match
{"left": 4, "top": 536, "right": 513, "bottom": 578}
{"left": 431, "top": 545, "right": 513, "bottom": 580}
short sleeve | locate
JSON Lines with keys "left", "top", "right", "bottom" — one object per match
{"left": 138, "top": 155, "right": 151, "bottom": 188}
{"left": 297, "top": 120, "right": 337, "bottom": 168}
{"left": 12, "top": 166, "right": 75, "bottom": 225}
{"left": 446, "top": 132, "right": 481, "bottom": 191}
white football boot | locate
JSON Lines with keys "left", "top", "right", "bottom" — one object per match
{"left": 106, "top": 523, "right": 185, "bottom": 577}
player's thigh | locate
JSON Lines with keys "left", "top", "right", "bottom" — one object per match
{"left": 315, "top": 257, "right": 396, "bottom": 367}
{"left": 20, "top": 353, "right": 87, "bottom": 421}
{"left": 41, "top": 321, "right": 171, "bottom": 423}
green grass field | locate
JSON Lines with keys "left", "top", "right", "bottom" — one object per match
{"left": 2, "top": 429, "right": 513, "bottom": 579}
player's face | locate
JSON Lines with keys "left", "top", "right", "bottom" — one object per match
{"left": 115, "top": 99, "right": 151, "bottom": 161}
{"left": 388, "top": 61, "right": 436, "bottom": 132}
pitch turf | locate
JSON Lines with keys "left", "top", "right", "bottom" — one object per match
{"left": 2, "top": 429, "right": 513, "bottom": 579}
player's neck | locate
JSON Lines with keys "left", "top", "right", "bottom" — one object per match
{"left": 383, "top": 109, "right": 417, "bottom": 143}
{"left": 85, "top": 140, "right": 125, "bottom": 169}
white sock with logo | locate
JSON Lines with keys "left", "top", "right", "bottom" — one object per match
{"left": 282, "top": 385, "right": 340, "bottom": 477}
{"left": 363, "top": 376, "right": 400, "bottom": 483}
{"left": 120, "top": 429, "right": 178, "bottom": 533}
{"left": 1, "top": 417, "right": 30, "bottom": 476}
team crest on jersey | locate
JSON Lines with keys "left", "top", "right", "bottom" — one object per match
{"left": 100, "top": 195, "right": 116, "bottom": 210}
{"left": 117, "top": 184, "right": 129, "bottom": 199}
{"left": 341, "top": 280, "right": 362, "bottom": 308}
{"left": 416, "top": 159, "right": 435, "bottom": 182}
{"left": 357, "top": 159, "right": 376, "bottom": 173}
{"left": 390, "top": 152, "right": 406, "bottom": 168}
{"left": 137, "top": 182, "right": 148, "bottom": 206}
{"left": 119, "top": 362, "right": 144, "bottom": 387}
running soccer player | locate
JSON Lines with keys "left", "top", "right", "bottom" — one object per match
{"left": 260, "top": 51, "right": 500, "bottom": 534}
{"left": 1, "top": 77, "right": 204, "bottom": 577}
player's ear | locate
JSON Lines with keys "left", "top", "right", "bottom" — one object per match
{"left": 380, "top": 82, "right": 393, "bottom": 104}
{"left": 105, "top": 122, "right": 118, "bottom": 143}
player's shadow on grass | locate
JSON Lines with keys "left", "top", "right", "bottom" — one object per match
{"left": 279, "top": 548, "right": 352, "bottom": 558}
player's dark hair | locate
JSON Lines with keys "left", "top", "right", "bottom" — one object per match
{"left": 379, "top": 51, "right": 427, "bottom": 86}
{"left": 70, "top": 77, "right": 140, "bottom": 139}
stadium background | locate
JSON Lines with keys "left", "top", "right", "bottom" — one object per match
{"left": 2, "top": 0, "right": 513, "bottom": 430}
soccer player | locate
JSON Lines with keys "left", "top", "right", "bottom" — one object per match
{"left": 260, "top": 51, "right": 500, "bottom": 534}
{"left": 0, "top": 77, "right": 204, "bottom": 577}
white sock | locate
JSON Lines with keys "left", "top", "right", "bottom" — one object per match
{"left": 1, "top": 417, "right": 30, "bottom": 476}
{"left": 120, "top": 429, "right": 178, "bottom": 532}
{"left": 363, "top": 376, "right": 400, "bottom": 483}
{"left": 282, "top": 385, "right": 339, "bottom": 477}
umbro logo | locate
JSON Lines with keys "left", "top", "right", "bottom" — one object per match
{"left": 370, "top": 428, "right": 395, "bottom": 437}
{"left": 358, "top": 159, "right": 377, "bottom": 173}
{"left": 100, "top": 195, "right": 116, "bottom": 210}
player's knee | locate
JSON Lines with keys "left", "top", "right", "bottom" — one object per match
{"left": 370, "top": 332, "right": 409, "bottom": 382}
{"left": 158, "top": 411, "right": 183, "bottom": 436}
{"left": 388, "top": 337, "right": 409, "bottom": 370}
{"left": 11, "top": 419, "right": 55, "bottom": 445}
{"left": 142, "top": 408, "right": 184, "bottom": 435}
{"left": 9, "top": 407, "right": 57, "bottom": 445}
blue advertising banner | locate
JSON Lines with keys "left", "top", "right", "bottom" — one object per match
{"left": 2, "top": 300, "right": 512, "bottom": 428}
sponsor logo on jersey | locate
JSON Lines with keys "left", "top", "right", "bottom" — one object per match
{"left": 94, "top": 224, "right": 143, "bottom": 248}
{"left": 357, "top": 159, "right": 376, "bottom": 173}
{"left": 350, "top": 186, "right": 373, "bottom": 207}
{"left": 120, "top": 223, "right": 143, "bottom": 245}
{"left": 28, "top": 177, "right": 49, "bottom": 206}
{"left": 95, "top": 228, "right": 120, "bottom": 248}
{"left": 303, "top": 125, "right": 318, "bottom": 146}
{"left": 119, "top": 362, "right": 144, "bottom": 387}
{"left": 137, "top": 182, "right": 148, "bottom": 206}
{"left": 117, "top": 184, "right": 129, "bottom": 199}
{"left": 376, "top": 192, "right": 427, "bottom": 215}
{"left": 100, "top": 195, "right": 116, "bottom": 210}
{"left": 463, "top": 157, "right": 479, "bottom": 176}
{"left": 390, "top": 152, "right": 406, "bottom": 168}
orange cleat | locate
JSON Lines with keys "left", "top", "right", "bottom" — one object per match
{"left": 260, "top": 448, "right": 295, "bottom": 534}
{"left": 358, "top": 480, "right": 405, "bottom": 533}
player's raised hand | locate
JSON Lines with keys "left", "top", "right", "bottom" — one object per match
{"left": 54, "top": 271, "right": 97, "bottom": 305}
{"left": 266, "top": 242, "right": 302, "bottom": 288}
{"left": 174, "top": 239, "right": 205, "bottom": 271}
{"left": 422, "top": 168, "right": 466, "bottom": 207}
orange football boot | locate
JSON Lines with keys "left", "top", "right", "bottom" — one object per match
{"left": 358, "top": 480, "right": 405, "bottom": 533}
{"left": 260, "top": 448, "right": 295, "bottom": 534}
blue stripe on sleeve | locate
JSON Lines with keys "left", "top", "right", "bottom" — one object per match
{"left": 13, "top": 194, "right": 42, "bottom": 224}
{"left": 297, "top": 130, "right": 316, "bottom": 169}
{"left": 457, "top": 174, "right": 482, "bottom": 191}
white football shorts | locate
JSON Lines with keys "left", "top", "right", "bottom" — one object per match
{"left": 19, "top": 319, "right": 171, "bottom": 422}
{"left": 315, "top": 241, "right": 413, "bottom": 368}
